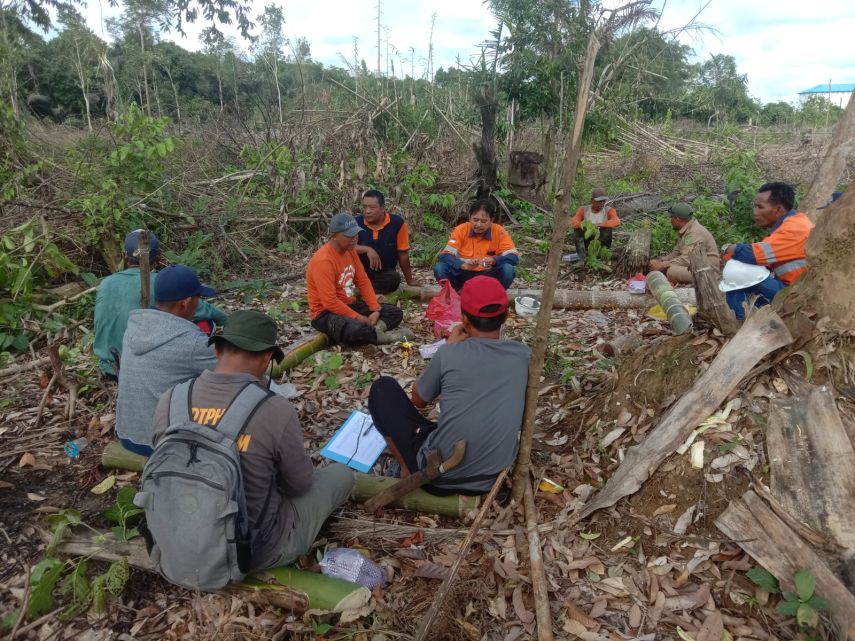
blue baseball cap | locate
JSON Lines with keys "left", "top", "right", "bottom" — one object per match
{"left": 154, "top": 264, "right": 216, "bottom": 302}
{"left": 124, "top": 229, "right": 160, "bottom": 263}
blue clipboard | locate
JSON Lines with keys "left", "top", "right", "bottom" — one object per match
{"left": 320, "top": 410, "right": 387, "bottom": 473}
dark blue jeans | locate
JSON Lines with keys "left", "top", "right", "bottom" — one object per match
{"left": 725, "top": 275, "right": 787, "bottom": 320}
{"left": 433, "top": 262, "right": 515, "bottom": 291}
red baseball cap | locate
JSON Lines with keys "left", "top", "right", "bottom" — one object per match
{"left": 460, "top": 276, "right": 509, "bottom": 317}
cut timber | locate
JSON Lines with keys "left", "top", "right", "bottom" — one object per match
{"left": 576, "top": 307, "right": 793, "bottom": 520}
{"left": 101, "top": 442, "right": 479, "bottom": 518}
{"left": 646, "top": 271, "right": 693, "bottom": 334}
{"left": 801, "top": 87, "right": 855, "bottom": 220}
{"left": 525, "top": 481, "right": 555, "bottom": 641}
{"left": 400, "top": 285, "right": 695, "bottom": 310}
{"left": 271, "top": 333, "right": 328, "bottom": 378}
{"left": 689, "top": 243, "right": 738, "bottom": 335}
{"left": 615, "top": 225, "right": 651, "bottom": 279}
{"left": 53, "top": 531, "right": 376, "bottom": 613}
{"left": 598, "top": 331, "right": 642, "bottom": 358}
{"left": 767, "top": 386, "right": 855, "bottom": 587}
{"left": 716, "top": 491, "right": 855, "bottom": 637}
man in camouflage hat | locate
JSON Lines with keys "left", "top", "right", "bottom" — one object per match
{"left": 648, "top": 203, "right": 719, "bottom": 284}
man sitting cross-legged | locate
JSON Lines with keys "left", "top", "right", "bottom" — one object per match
{"left": 307, "top": 212, "right": 411, "bottom": 346}
{"left": 151, "top": 310, "right": 354, "bottom": 570}
{"left": 116, "top": 264, "right": 219, "bottom": 456}
{"left": 367, "top": 275, "right": 531, "bottom": 494}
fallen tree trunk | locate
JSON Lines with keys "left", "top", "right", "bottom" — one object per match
{"left": 55, "top": 531, "right": 368, "bottom": 613}
{"left": 400, "top": 284, "right": 695, "bottom": 310}
{"left": 614, "top": 225, "right": 651, "bottom": 279}
{"left": 576, "top": 306, "right": 793, "bottom": 520}
{"left": 689, "top": 243, "right": 738, "bottom": 335}
{"left": 271, "top": 333, "right": 328, "bottom": 378}
{"left": 101, "top": 442, "right": 479, "bottom": 518}
{"left": 767, "top": 386, "right": 855, "bottom": 587}
{"left": 716, "top": 491, "right": 855, "bottom": 638}
{"left": 646, "top": 271, "right": 693, "bottom": 334}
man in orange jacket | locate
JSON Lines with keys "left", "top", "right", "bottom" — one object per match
{"left": 721, "top": 182, "right": 814, "bottom": 319}
{"left": 571, "top": 187, "right": 620, "bottom": 261}
{"left": 307, "top": 213, "right": 410, "bottom": 346}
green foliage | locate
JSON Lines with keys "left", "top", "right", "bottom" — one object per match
{"left": 748, "top": 567, "right": 830, "bottom": 629}
{"left": 581, "top": 220, "right": 612, "bottom": 271}
{"left": 313, "top": 351, "right": 344, "bottom": 389}
{"left": 400, "top": 163, "right": 438, "bottom": 208}
{"left": 163, "top": 231, "right": 217, "bottom": 278}
{"left": 746, "top": 567, "right": 780, "bottom": 594}
{"left": 47, "top": 509, "right": 83, "bottom": 555}
{"left": 721, "top": 148, "right": 763, "bottom": 233}
{"left": 60, "top": 558, "right": 92, "bottom": 618}
{"left": 411, "top": 233, "right": 447, "bottom": 269}
{"left": 0, "top": 100, "right": 41, "bottom": 201}
{"left": 103, "top": 486, "right": 144, "bottom": 541}
{"left": 90, "top": 559, "right": 129, "bottom": 614}
{"left": 797, "top": 95, "right": 843, "bottom": 129}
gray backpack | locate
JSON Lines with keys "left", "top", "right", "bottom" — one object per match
{"left": 134, "top": 379, "right": 272, "bottom": 591}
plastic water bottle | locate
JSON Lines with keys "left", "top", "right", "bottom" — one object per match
{"left": 320, "top": 548, "right": 386, "bottom": 589}
{"left": 64, "top": 438, "right": 89, "bottom": 459}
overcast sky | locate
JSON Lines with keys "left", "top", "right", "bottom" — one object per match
{"left": 78, "top": 0, "right": 855, "bottom": 104}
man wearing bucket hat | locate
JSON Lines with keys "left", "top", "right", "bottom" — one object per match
{"left": 151, "top": 310, "right": 354, "bottom": 570}
{"left": 571, "top": 187, "right": 621, "bottom": 261}
{"left": 94, "top": 229, "right": 228, "bottom": 378}
{"left": 116, "top": 264, "right": 220, "bottom": 455}
{"left": 720, "top": 182, "right": 813, "bottom": 319}
{"left": 367, "top": 275, "right": 531, "bottom": 494}
{"left": 307, "top": 212, "right": 411, "bottom": 346}
{"left": 648, "top": 203, "right": 720, "bottom": 284}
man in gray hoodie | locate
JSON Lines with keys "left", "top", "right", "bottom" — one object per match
{"left": 116, "top": 264, "right": 219, "bottom": 455}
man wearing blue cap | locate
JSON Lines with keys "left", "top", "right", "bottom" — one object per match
{"left": 94, "top": 230, "right": 227, "bottom": 378}
{"left": 116, "top": 264, "right": 220, "bottom": 455}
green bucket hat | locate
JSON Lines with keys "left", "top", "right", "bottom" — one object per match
{"left": 208, "top": 310, "right": 285, "bottom": 362}
{"left": 668, "top": 202, "right": 694, "bottom": 219}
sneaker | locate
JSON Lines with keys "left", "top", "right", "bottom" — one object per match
{"left": 375, "top": 320, "right": 388, "bottom": 333}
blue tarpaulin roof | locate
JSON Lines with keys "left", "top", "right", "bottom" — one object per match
{"left": 799, "top": 83, "right": 855, "bottom": 94}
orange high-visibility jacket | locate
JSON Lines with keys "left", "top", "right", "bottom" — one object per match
{"left": 725, "top": 211, "right": 814, "bottom": 285}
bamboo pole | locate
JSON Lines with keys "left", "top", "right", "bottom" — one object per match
{"left": 524, "top": 481, "right": 554, "bottom": 641}
{"left": 101, "top": 442, "right": 479, "bottom": 518}
{"left": 400, "top": 284, "right": 694, "bottom": 310}
{"left": 271, "top": 333, "right": 328, "bottom": 378}
{"left": 412, "top": 468, "right": 509, "bottom": 641}
{"left": 646, "top": 271, "right": 693, "bottom": 334}
{"left": 511, "top": 33, "right": 602, "bottom": 501}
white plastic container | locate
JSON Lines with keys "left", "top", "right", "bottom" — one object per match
{"left": 514, "top": 295, "right": 541, "bottom": 317}
{"left": 320, "top": 548, "right": 387, "bottom": 588}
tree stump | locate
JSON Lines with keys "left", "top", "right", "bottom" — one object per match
{"left": 689, "top": 243, "right": 738, "bottom": 335}
{"left": 615, "top": 225, "right": 651, "bottom": 278}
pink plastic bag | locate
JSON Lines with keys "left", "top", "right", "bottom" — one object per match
{"left": 426, "top": 279, "right": 461, "bottom": 338}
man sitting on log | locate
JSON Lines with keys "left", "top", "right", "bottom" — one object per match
{"left": 354, "top": 188, "right": 420, "bottom": 294}
{"left": 721, "top": 181, "right": 814, "bottom": 319}
{"left": 571, "top": 187, "right": 620, "bottom": 260}
{"left": 307, "top": 213, "right": 411, "bottom": 346}
{"left": 434, "top": 199, "right": 519, "bottom": 291}
{"left": 116, "top": 264, "right": 220, "bottom": 456}
{"left": 367, "top": 275, "right": 531, "bottom": 494}
{"left": 648, "top": 203, "right": 720, "bottom": 284}
{"left": 151, "top": 310, "right": 354, "bottom": 570}
{"left": 94, "top": 230, "right": 227, "bottom": 379}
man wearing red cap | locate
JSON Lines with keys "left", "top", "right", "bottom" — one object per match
{"left": 367, "top": 276, "right": 531, "bottom": 494}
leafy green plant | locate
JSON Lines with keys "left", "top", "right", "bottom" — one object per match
{"left": 581, "top": 220, "right": 612, "bottom": 271}
{"left": 163, "top": 231, "right": 217, "bottom": 278}
{"left": 103, "top": 486, "right": 144, "bottom": 541}
{"left": 747, "top": 567, "right": 830, "bottom": 628}
{"left": 354, "top": 372, "right": 374, "bottom": 389}
{"left": 313, "top": 351, "right": 344, "bottom": 389}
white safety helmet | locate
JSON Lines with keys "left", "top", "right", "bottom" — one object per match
{"left": 719, "top": 260, "right": 771, "bottom": 292}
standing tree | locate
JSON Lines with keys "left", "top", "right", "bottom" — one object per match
{"left": 688, "top": 54, "right": 758, "bottom": 125}
{"left": 54, "top": 8, "right": 103, "bottom": 131}
{"left": 255, "top": 4, "right": 286, "bottom": 124}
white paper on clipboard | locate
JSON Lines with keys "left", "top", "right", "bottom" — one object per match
{"left": 320, "top": 410, "right": 387, "bottom": 473}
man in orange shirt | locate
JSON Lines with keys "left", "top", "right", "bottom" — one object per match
{"left": 571, "top": 187, "right": 620, "bottom": 261}
{"left": 434, "top": 199, "right": 519, "bottom": 291}
{"left": 307, "top": 213, "right": 409, "bottom": 346}
{"left": 355, "top": 189, "right": 419, "bottom": 294}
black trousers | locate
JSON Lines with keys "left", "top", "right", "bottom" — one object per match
{"left": 366, "top": 269, "right": 402, "bottom": 295}
{"left": 574, "top": 227, "right": 613, "bottom": 259}
{"left": 368, "top": 376, "right": 481, "bottom": 496}
{"left": 310, "top": 300, "right": 403, "bottom": 346}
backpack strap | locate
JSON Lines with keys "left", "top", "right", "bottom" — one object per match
{"left": 167, "top": 380, "right": 195, "bottom": 426}
{"left": 215, "top": 383, "right": 274, "bottom": 443}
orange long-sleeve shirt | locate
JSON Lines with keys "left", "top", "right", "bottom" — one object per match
{"left": 306, "top": 243, "right": 380, "bottom": 320}
{"left": 571, "top": 205, "right": 621, "bottom": 229}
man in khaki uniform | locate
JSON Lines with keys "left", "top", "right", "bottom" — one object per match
{"left": 648, "top": 203, "right": 719, "bottom": 284}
